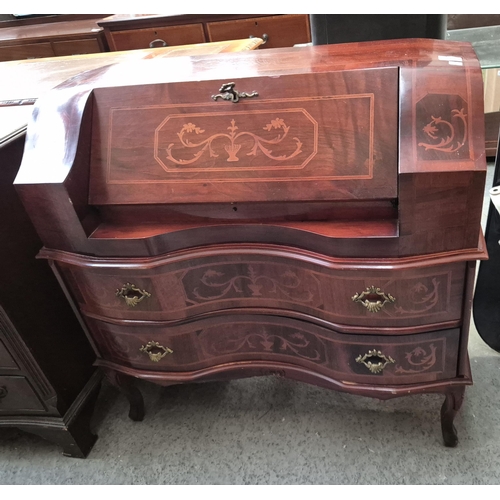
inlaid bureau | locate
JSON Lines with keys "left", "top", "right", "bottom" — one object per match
{"left": 14, "top": 39, "right": 487, "bottom": 447}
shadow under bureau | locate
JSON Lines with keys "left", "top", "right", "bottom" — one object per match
{"left": 14, "top": 39, "right": 487, "bottom": 447}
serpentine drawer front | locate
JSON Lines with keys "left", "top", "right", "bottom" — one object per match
{"left": 56, "top": 253, "right": 466, "bottom": 330}
{"left": 86, "top": 315, "right": 460, "bottom": 386}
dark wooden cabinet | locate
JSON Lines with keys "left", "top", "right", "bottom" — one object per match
{"left": 0, "top": 18, "right": 108, "bottom": 62}
{"left": 0, "top": 133, "right": 101, "bottom": 458}
{"left": 98, "top": 14, "right": 311, "bottom": 51}
{"left": 14, "top": 39, "right": 487, "bottom": 447}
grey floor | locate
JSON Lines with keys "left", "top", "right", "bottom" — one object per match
{"left": 0, "top": 164, "right": 499, "bottom": 485}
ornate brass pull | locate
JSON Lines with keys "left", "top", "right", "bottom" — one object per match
{"left": 352, "top": 286, "right": 396, "bottom": 313}
{"left": 211, "top": 82, "right": 258, "bottom": 103}
{"left": 149, "top": 38, "right": 168, "bottom": 48}
{"left": 249, "top": 33, "right": 268, "bottom": 45}
{"left": 355, "top": 350, "right": 395, "bottom": 374}
{"left": 0, "top": 386, "right": 8, "bottom": 400}
{"left": 140, "top": 341, "right": 173, "bottom": 362}
{"left": 116, "top": 283, "right": 151, "bottom": 307}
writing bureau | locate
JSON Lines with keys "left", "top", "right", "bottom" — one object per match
{"left": 14, "top": 39, "right": 487, "bottom": 447}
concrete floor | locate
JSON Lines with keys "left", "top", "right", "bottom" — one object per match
{"left": 1, "top": 165, "right": 499, "bottom": 485}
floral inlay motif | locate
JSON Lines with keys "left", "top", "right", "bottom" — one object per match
{"left": 165, "top": 118, "right": 303, "bottom": 165}
{"left": 418, "top": 108, "right": 467, "bottom": 153}
{"left": 393, "top": 278, "right": 440, "bottom": 315}
{"left": 394, "top": 344, "right": 437, "bottom": 374}
{"left": 190, "top": 265, "right": 314, "bottom": 303}
{"left": 207, "top": 329, "right": 324, "bottom": 361}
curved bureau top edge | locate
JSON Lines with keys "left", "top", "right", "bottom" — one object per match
{"left": 38, "top": 240, "right": 487, "bottom": 271}
{"left": 47, "top": 38, "right": 481, "bottom": 91}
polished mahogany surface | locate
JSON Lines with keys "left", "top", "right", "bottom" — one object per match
{"left": 14, "top": 39, "right": 487, "bottom": 447}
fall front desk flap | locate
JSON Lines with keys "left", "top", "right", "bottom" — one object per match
{"left": 88, "top": 67, "right": 399, "bottom": 205}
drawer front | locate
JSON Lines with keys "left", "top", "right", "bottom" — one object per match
{"left": 89, "top": 66, "right": 398, "bottom": 205}
{"left": 88, "top": 315, "right": 460, "bottom": 385}
{"left": 0, "top": 42, "right": 54, "bottom": 62}
{"left": 52, "top": 38, "right": 103, "bottom": 56}
{"left": 109, "top": 24, "right": 206, "bottom": 51}
{"left": 207, "top": 15, "right": 311, "bottom": 49}
{"left": 0, "top": 339, "right": 18, "bottom": 370}
{"left": 0, "top": 376, "right": 45, "bottom": 412}
{"left": 58, "top": 254, "right": 465, "bottom": 329}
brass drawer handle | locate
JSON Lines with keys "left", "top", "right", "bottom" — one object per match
{"left": 149, "top": 38, "right": 168, "bottom": 48}
{"left": 356, "top": 350, "right": 395, "bottom": 374}
{"left": 140, "top": 341, "right": 173, "bottom": 362}
{"left": 211, "top": 82, "right": 259, "bottom": 103}
{"left": 116, "top": 283, "right": 151, "bottom": 307}
{"left": 0, "top": 385, "right": 8, "bottom": 400}
{"left": 249, "top": 33, "right": 268, "bottom": 45}
{"left": 352, "top": 286, "right": 395, "bottom": 313}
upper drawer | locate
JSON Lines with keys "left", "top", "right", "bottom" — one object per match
{"left": 206, "top": 15, "right": 310, "bottom": 48}
{"left": 57, "top": 251, "right": 465, "bottom": 331}
{"left": 89, "top": 67, "right": 398, "bottom": 204}
{"left": 108, "top": 24, "right": 206, "bottom": 51}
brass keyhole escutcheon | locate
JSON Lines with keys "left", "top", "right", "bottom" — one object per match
{"left": 355, "top": 350, "right": 395, "bottom": 374}
{"left": 211, "top": 82, "right": 259, "bottom": 103}
{"left": 140, "top": 341, "right": 173, "bottom": 362}
{"left": 116, "top": 283, "right": 151, "bottom": 307}
{"left": 352, "top": 286, "right": 396, "bottom": 313}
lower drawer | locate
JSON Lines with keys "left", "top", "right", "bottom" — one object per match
{"left": 52, "top": 38, "right": 104, "bottom": 56}
{"left": 0, "top": 42, "right": 54, "bottom": 62}
{"left": 0, "top": 339, "right": 18, "bottom": 370}
{"left": 88, "top": 315, "right": 460, "bottom": 386}
{"left": 0, "top": 376, "right": 45, "bottom": 413}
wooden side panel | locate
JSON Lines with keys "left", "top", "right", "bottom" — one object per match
{"left": 89, "top": 68, "right": 398, "bottom": 204}
{"left": 398, "top": 170, "right": 486, "bottom": 256}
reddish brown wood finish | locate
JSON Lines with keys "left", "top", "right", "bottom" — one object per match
{"left": 13, "top": 39, "right": 487, "bottom": 447}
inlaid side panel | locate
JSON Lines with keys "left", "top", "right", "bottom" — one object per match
{"left": 56, "top": 254, "right": 466, "bottom": 329}
{"left": 89, "top": 67, "right": 398, "bottom": 204}
{"left": 87, "top": 315, "right": 460, "bottom": 385}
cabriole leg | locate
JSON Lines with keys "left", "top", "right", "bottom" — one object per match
{"left": 440, "top": 386, "right": 465, "bottom": 447}
{"left": 104, "top": 369, "right": 145, "bottom": 421}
